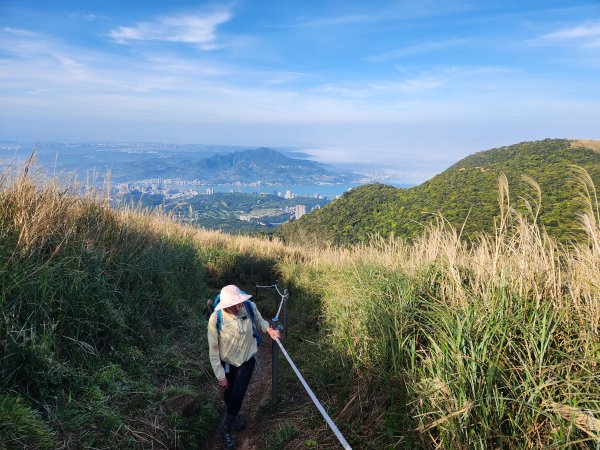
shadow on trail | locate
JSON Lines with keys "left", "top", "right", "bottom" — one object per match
{"left": 197, "top": 263, "right": 416, "bottom": 449}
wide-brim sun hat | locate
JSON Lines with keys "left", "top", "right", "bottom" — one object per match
{"left": 214, "top": 284, "right": 252, "bottom": 311}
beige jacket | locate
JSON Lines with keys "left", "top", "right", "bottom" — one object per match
{"left": 207, "top": 301, "right": 270, "bottom": 380}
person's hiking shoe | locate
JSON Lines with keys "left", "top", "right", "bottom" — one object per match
{"left": 219, "top": 427, "right": 236, "bottom": 450}
{"left": 232, "top": 415, "right": 246, "bottom": 431}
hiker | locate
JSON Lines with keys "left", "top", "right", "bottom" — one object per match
{"left": 207, "top": 284, "right": 281, "bottom": 450}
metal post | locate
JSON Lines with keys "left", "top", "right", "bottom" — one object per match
{"left": 271, "top": 316, "right": 279, "bottom": 405}
{"left": 273, "top": 280, "right": 279, "bottom": 312}
{"left": 272, "top": 281, "right": 280, "bottom": 404}
{"left": 283, "top": 288, "right": 289, "bottom": 340}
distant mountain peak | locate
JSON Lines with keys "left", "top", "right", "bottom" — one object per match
{"left": 230, "top": 147, "right": 304, "bottom": 163}
{"left": 191, "top": 147, "right": 362, "bottom": 184}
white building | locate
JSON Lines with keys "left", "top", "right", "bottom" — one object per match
{"left": 295, "top": 204, "right": 306, "bottom": 219}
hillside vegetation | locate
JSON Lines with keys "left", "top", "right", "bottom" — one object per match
{"left": 1, "top": 159, "right": 599, "bottom": 449}
{"left": 0, "top": 164, "right": 301, "bottom": 449}
{"left": 278, "top": 139, "right": 600, "bottom": 244}
{"left": 0, "top": 167, "right": 263, "bottom": 448}
{"left": 276, "top": 172, "right": 600, "bottom": 448}
{"left": 120, "top": 191, "right": 328, "bottom": 234}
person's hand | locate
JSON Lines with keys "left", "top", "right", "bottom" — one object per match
{"left": 217, "top": 377, "right": 229, "bottom": 390}
{"left": 267, "top": 326, "right": 281, "bottom": 340}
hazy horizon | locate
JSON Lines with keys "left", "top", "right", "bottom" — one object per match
{"left": 1, "top": 0, "right": 599, "bottom": 183}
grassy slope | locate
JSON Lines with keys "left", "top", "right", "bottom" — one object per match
{"left": 2, "top": 162, "right": 599, "bottom": 449}
{"left": 0, "top": 170, "right": 225, "bottom": 449}
{"left": 0, "top": 166, "right": 292, "bottom": 449}
{"left": 271, "top": 176, "right": 600, "bottom": 448}
{"left": 278, "top": 139, "right": 600, "bottom": 244}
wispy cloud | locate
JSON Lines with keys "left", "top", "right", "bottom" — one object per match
{"left": 537, "top": 21, "right": 600, "bottom": 48}
{"left": 439, "top": 65, "right": 514, "bottom": 76}
{"left": 285, "top": 1, "right": 473, "bottom": 28}
{"left": 315, "top": 75, "right": 444, "bottom": 99}
{"left": 68, "top": 12, "right": 99, "bottom": 22}
{"left": 368, "top": 76, "right": 445, "bottom": 94}
{"left": 2, "top": 27, "right": 37, "bottom": 37}
{"left": 294, "top": 13, "right": 382, "bottom": 27}
{"left": 109, "top": 8, "right": 232, "bottom": 50}
{"left": 369, "top": 39, "right": 467, "bottom": 61}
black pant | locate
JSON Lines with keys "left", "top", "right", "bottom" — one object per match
{"left": 223, "top": 356, "right": 256, "bottom": 417}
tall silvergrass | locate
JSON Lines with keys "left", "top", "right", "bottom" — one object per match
{"left": 277, "top": 170, "right": 599, "bottom": 448}
{"left": 0, "top": 165, "right": 210, "bottom": 448}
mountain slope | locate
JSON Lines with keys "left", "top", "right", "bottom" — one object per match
{"left": 1, "top": 144, "right": 362, "bottom": 184}
{"left": 106, "top": 147, "right": 360, "bottom": 183}
{"left": 188, "top": 147, "right": 356, "bottom": 184}
{"left": 278, "top": 139, "right": 600, "bottom": 243}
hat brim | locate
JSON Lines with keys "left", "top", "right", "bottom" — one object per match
{"left": 214, "top": 292, "right": 252, "bottom": 311}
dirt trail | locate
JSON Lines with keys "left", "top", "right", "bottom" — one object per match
{"left": 202, "top": 342, "right": 273, "bottom": 450}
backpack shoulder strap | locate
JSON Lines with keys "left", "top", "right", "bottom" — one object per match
{"left": 244, "top": 300, "right": 256, "bottom": 321}
{"left": 243, "top": 301, "right": 261, "bottom": 346}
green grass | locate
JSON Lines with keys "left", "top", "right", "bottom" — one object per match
{"left": 266, "top": 420, "right": 296, "bottom": 450}
{"left": 270, "top": 171, "right": 600, "bottom": 448}
{"left": 2, "top": 163, "right": 598, "bottom": 449}
{"left": 0, "top": 170, "right": 218, "bottom": 448}
{"left": 0, "top": 395, "right": 54, "bottom": 450}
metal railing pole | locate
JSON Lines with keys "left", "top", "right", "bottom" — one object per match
{"left": 272, "top": 281, "right": 280, "bottom": 404}
{"left": 283, "top": 288, "right": 289, "bottom": 339}
{"left": 271, "top": 315, "right": 279, "bottom": 405}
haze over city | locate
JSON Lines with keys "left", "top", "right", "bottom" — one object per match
{"left": 1, "top": 0, "right": 599, "bottom": 183}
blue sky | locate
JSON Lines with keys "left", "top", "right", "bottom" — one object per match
{"left": 1, "top": 1, "right": 599, "bottom": 182}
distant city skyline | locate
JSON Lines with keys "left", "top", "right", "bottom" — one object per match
{"left": 1, "top": 1, "right": 599, "bottom": 183}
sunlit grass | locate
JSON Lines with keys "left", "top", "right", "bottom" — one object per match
{"left": 0, "top": 163, "right": 214, "bottom": 448}
{"left": 275, "top": 171, "right": 599, "bottom": 448}
{"left": 1, "top": 160, "right": 598, "bottom": 448}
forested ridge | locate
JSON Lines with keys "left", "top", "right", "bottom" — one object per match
{"left": 278, "top": 139, "right": 600, "bottom": 244}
